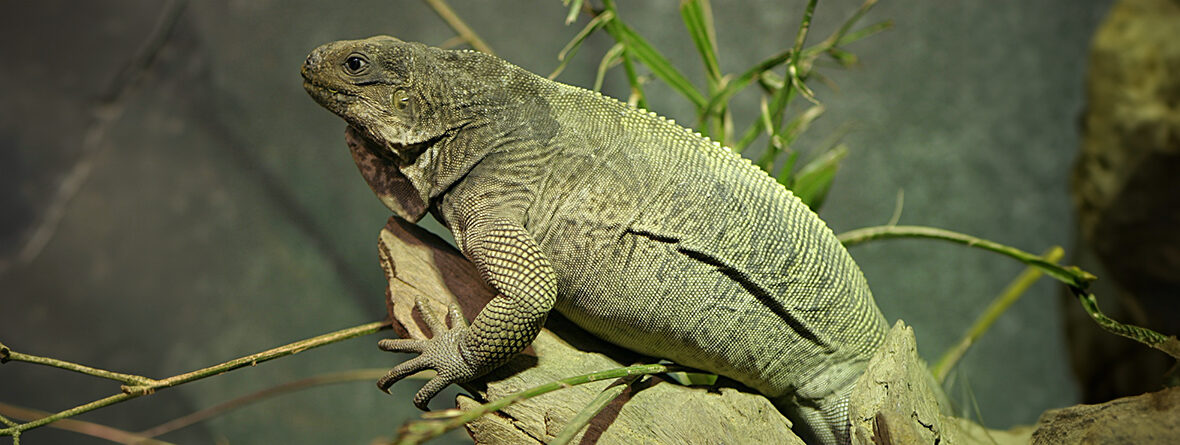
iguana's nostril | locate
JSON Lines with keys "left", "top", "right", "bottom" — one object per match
{"left": 304, "top": 49, "right": 323, "bottom": 70}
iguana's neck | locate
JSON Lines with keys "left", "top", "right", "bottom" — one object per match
{"left": 400, "top": 71, "right": 560, "bottom": 211}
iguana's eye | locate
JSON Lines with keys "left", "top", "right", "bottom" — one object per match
{"left": 343, "top": 54, "right": 368, "bottom": 74}
{"left": 393, "top": 89, "right": 413, "bottom": 114}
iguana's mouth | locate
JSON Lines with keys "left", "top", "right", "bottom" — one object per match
{"left": 302, "top": 79, "right": 359, "bottom": 104}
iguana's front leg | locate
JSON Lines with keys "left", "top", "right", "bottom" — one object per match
{"left": 376, "top": 216, "right": 556, "bottom": 409}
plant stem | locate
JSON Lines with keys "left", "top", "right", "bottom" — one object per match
{"left": 0, "top": 320, "right": 390, "bottom": 437}
{"left": 550, "top": 374, "right": 640, "bottom": 445}
{"left": 0, "top": 342, "right": 154, "bottom": 386}
{"left": 138, "top": 368, "right": 393, "bottom": 438}
{"left": 838, "top": 225, "right": 1180, "bottom": 361}
{"left": 395, "top": 363, "right": 687, "bottom": 445}
{"left": 932, "top": 247, "right": 1064, "bottom": 383}
{"left": 421, "top": 0, "right": 494, "bottom": 55}
{"left": 836, "top": 225, "right": 1095, "bottom": 288}
{"left": 0, "top": 402, "right": 173, "bottom": 445}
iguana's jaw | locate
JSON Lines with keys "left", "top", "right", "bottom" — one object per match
{"left": 302, "top": 78, "right": 420, "bottom": 159}
{"left": 302, "top": 78, "right": 359, "bottom": 116}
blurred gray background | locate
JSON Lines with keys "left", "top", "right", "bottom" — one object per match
{"left": 1, "top": 0, "right": 1113, "bottom": 443}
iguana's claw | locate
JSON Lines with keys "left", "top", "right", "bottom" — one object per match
{"left": 377, "top": 297, "right": 474, "bottom": 410}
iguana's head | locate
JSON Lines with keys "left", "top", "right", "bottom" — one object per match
{"left": 302, "top": 35, "right": 539, "bottom": 163}
{"left": 302, "top": 36, "right": 442, "bottom": 160}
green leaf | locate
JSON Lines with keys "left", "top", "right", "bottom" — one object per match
{"left": 618, "top": 47, "right": 647, "bottom": 109}
{"left": 776, "top": 151, "right": 799, "bottom": 187}
{"left": 735, "top": 75, "right": 797, "bottom": 152}
{"left": 698, "top": 50, "right": 790, "bottom": 126}
{"left": 679, "top": 0, "right": 721, "bottom": 87}
{"left": 752, "top": 95, "right": 775, "bottom": 160}
{"left": 826, "top": 47, "right": 857, "bottom": 67}
{"left": 548, "top": 10, "right": 614, "bottom": 80}
{"left": 600, "top": 0, "right": 648, "bottom": 108}
{"left": 757, "top": 70, "right": 785, "bottom": 93}
{"left": 792, "top": 143, "right": 848, "bottom": 210}
{"left": 759, "top": 104, "right": 821, "bottom": 173}
{"left": 564, "top": 0, "right": 584, "bottom": 25}
{"left": 838, "top": 20, "right": 893, "bottom": 47}
{"left": 779, "top": 104, "right": 824, "bottom": 147}
{"left": 664, "top": 371, "right": 719, "bottom": 386}
{"left": 602, "top": 1, "right": 706, "bottom": 108}
{"left": 680, "top": 0, "right": 724, "bottom": 139}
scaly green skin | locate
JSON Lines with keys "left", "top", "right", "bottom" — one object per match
{"left": 302, "top": 36, "right": 888, "bottom": 444}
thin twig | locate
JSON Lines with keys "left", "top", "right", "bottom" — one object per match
{"left": 0, "top": 321, "right": 390, "bottom": 437}
{"left": 0, "top": 341, "right": 154, "bottom": 386}
{"left": 137, "top": 368, "right": 392, "bottom": 438}
{"left": 0, "top": 402, "right": 173, "bottom": 445}
{"left": 421, "top": 0, "right": 494, "bottom": 55}
{"left": 1, "top": 368, "right": 401, "bottom": 443}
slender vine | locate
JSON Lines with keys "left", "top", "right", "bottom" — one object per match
{"left": 0, "top": 321, "right": 390, "bottom": 438}
{"left": 394, "top": 363, "right": 687, "bottom": 445}
{"left": 838, "top": 225, "right": 1179, "bottom": 360}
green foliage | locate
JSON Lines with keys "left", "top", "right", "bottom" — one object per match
{"left": 554, "top": 0, "right": 892, "bottom": 210}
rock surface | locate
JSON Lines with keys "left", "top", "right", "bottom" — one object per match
{"left": 849, "top": 321, "right": 1032, "bottom": 445}
{"left": 1031, "top": 386, "right": 1180, "bottom": 444}
{"left": 1069, "top": 0, "right": 1180, "bottom": 402}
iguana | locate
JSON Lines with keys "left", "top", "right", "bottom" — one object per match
{"left": 302, "top": 35, "right": 889, "bottom": 444}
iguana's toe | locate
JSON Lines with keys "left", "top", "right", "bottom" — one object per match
{"left": 412, "top": 376, "right": 453, "bottom": 410}
{"left": 377, "top": 338, "right": 426, "bottom": 353}
{"left": 376, "top": 356, "right": 427, "bottom": 393}
{"left": 376, "top": 299, "right": 476, "bottom": 408}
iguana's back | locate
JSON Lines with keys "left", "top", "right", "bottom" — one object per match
{"left": 510, "top": 82, "right": 890, "bottom": 440}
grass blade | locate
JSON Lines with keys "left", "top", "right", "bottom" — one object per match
{"left": 594, "top": 42, "right": 625, "bottom": 92}
{"left": 760, "top": 103, "right": 823, "bottom": 170}
{"left": 613, "top": 21, "right": 706, "bottom": 107}
{"left": 564, "top": 0, "right": 584, "bottom": 25}
{"left": 698, "top": 50, "right": 791, "bottom": 127}
{"left": 549, "top": 10, "right": 614, "bottom": 79}
{"left": 931, "top": 247, "right": 1065, "bottom": 383}
{"left": 603, "top": 0, "right": 706, "bottom": 108}
{"left": 680, "top": 0, "right": 721, "bottom": 86}
{"left": 792, "top": 143, "right": 848, "bottom": 209}
{"left": 681, "top": 0, "right": 725, "bottom": 138}
{"left": 838, "top": 20, "right": 893, "bottom": 47}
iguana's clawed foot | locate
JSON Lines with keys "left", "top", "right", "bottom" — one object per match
{"left": 377, "top": 297, "right": 474, "bottom": 410}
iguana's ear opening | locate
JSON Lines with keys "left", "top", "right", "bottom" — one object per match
{"left": 345, "top": 126, "right": 428, "bottom": 222}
